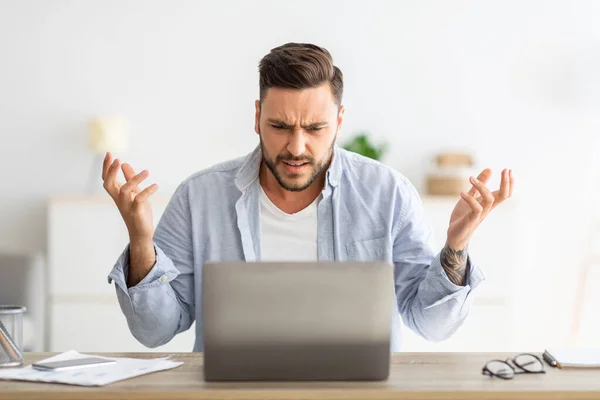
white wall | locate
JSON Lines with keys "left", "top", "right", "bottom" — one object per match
{"left": 1, "top": 0, "right": 599, "bottom": 347}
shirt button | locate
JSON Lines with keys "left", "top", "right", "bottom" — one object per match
{"left": 160, "top": 275, "right": 168, "bottom": 283}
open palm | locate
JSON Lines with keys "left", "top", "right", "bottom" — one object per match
{"left": 446, "top": 168, "right": 514, "bottom": 251}
{"left": 101, "top": 152, "right": 159, "bottom": 242}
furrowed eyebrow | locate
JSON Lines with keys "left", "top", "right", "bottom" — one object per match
{"left": 267, "top": 119, "right": 293, "bottom": 128}
{"left": 305, "top": 122, "right": 328, "bottom": 129}
{"left": 267, "top": 119, "right": 328, "bottom": 129}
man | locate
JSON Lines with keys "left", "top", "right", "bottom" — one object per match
{"left": 104, "top": 43, "right": 513, "bottom": 352}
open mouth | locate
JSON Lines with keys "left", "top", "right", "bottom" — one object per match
{"left": 282, "top": 160, "right": 309, "bottom": 173}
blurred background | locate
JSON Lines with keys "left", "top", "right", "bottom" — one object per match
{"left": 0, "top": 0, "right": 598, "bottom": 353}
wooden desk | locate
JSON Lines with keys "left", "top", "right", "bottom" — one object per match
{"left": 1, "top": 352, "right": 599, "bottom": 399}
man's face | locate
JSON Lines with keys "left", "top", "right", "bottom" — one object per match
{"left": 255, "top": 84, "right": 344, "bottom": 192}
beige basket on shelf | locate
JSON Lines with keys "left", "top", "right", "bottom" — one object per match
{"left": 426, "top": 152, "right": 476, "bottom": 196}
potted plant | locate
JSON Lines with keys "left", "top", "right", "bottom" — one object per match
{"left": 342, "top": 132, "right": 388, "bottom": 161}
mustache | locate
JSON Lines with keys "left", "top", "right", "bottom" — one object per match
{"left": 276, "top": 154, "right": 315, "bottom": 164}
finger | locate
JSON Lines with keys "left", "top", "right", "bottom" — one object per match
{"left": 467, "top": 186, "right": 479, "bottom": 197}
{"left": 121, "top": 163, "right": 136, "bottom": 181}
{"left": 476, "top": 168, "right": 493, "bottom": 185}
{"left": 101, "top": 152, "right": 112, "bottom": 181}
{"left": 103, "top": 158, "right": 122, "bottom": 197}
{"left": 469, "top": 175, "right": 495, "bottom": 211}
{"left": 468, "top": 168, "right": 492, "bottom": 196}
{"left": 119, "top": 170, "right": 149, "bottom": 197}
{"left": 133, "top": 184, "right": 159, "bottom": 206}
{"left": 495, "top": 169, "right": 510, "bottom": 202}
{"left": 460, "top": 192, "right": 483, "bottom": 217}
{"left": 508, "top": 169, "right": 515, "bottom": 197}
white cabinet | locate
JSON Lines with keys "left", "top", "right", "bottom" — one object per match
{"left": 48, "top": 195, "right": 524, "bottom": 353}
{"left": 50, "top": 300, "right": 195, "bottom": 352}
{"left": 48, "top": 199, "right": 129, "bottom": 298}
{"left": 400, "top": 195, "right": 524, "bottom": 352}
{"left": 47, "top": 196, "right": 197, "bottom": 352}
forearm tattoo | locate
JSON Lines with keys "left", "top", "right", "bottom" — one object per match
{"left": 440, "top": 245, "right": 468, "bottom": 286}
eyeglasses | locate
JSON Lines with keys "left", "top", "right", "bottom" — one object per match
{"left": 482, "top": 353, "right": 546, "bottom": 379}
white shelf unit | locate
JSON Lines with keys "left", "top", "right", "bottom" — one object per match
{"left": 400, "top": 195, "right": 523, "bottom": 352}
{"left": 47, "top": 196, "right": 195, "bottom": 352}
{"left": 47, "top": 195, "right": 524, "bottom": 352}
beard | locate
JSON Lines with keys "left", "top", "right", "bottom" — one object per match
{"left": 259, "top": 136, "right": 335, "bottom": 192}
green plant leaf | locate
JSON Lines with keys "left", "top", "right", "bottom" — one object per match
{"left": 342, "top": 132, "right": 387, "bottom": 161}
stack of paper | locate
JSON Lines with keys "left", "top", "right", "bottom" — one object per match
{"left": 0, "top": 350, "right": 183, "bottom": 386}
{"left": 544, "top": 348, "right": 600, "bottom": 368}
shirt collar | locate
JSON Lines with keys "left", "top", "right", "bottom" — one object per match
{"left": 234, "top": 144, "right": 344, "bottom": 191}
{"left": 234, "top": 145, "right": 262, "bottom": 191}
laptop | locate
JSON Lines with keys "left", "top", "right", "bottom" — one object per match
{"left": 202, "top": 261, "right": 394, "bottom": 381}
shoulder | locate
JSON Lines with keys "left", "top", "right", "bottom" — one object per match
{"left": 184, "top": 155, "right": 246, "bottom": 185}
{"left": 338, "top": 148, "right": 416, "bottom": 195}
{"left": 173, "top": 154, "right": 248, "bottom": 199}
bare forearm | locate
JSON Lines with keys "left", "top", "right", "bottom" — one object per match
{"left": 127, "top": 239, "right": 156, "bottom": 288}
{"left": 440, "top": 244, "right": 468, "bottom": 286}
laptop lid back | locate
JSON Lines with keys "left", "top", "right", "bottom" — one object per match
{"left": 202, "top": 261, "right": 394, "bottom": 381}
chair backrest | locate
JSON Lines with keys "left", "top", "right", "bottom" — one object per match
{"left": 0, "top": 252, "right": 46, "bottom": 351}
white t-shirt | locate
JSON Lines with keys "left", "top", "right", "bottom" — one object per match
{"left": 259, "top": 185, "right": 320, "bottom": 261}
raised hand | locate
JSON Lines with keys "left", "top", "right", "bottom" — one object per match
{"left": 101, "top": 152, "right": 159, "bottom": 244}
{"left": 446, "top": 168, "right": 514, "bottom": 251}
{"left": 439, "top": 168, "right": 514, "bottom": 286}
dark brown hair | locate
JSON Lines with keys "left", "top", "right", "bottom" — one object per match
{"left": 258, "top": 43, "right": 343, "bottom": 106}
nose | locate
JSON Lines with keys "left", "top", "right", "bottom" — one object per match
{"left": 286, "top": 130, "right": 307, "bottom": 157}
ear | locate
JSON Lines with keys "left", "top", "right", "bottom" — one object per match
{"left": 335, "top": 105, "right": 345, "bottom": 139}
{"left": 254, "top": 100, "right": 261, "bottom": 135}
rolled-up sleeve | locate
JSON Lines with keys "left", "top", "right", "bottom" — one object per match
{"left": 107, "top": 182, "right": 196, "bottom": 348}
{"left": 393, "top": 181, "right": 485, "bottom": 342}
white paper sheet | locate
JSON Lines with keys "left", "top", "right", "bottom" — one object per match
{"left": 546, "top": 348, "right": 600, "bottom": 367}
{"left": 0, "top": 350, "right": 184, "bottom": 386}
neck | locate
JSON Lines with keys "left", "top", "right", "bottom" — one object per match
{"left": 259, "top": 162, "right": 325, "bottom": 214}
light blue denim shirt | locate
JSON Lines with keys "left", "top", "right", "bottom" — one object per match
{"left": 108, "top": 145, "right": 485, "bottom": 352}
